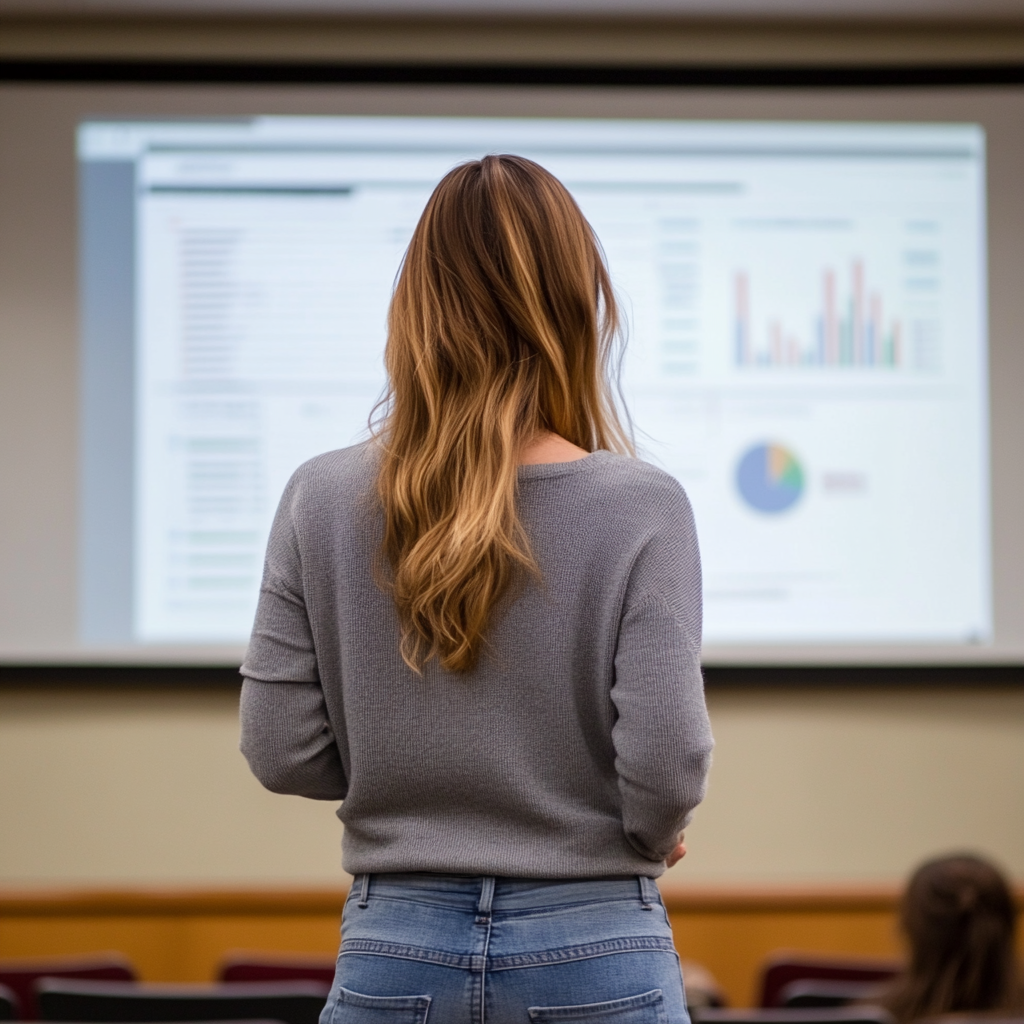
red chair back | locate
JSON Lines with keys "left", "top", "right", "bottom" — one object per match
{"left": 698, "top": 1009, "right": 895, "bottom": 1024}
{"left": 760, "top": 955, "right": 901, "bottom": 1008}
{"left": 0, "top": 954, "right": 136, "bottom": 1021}
{"left": 218, "top": 956, "right": 336, "bottom": 987}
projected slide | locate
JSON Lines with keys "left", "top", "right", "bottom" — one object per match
{"left": 77, "top": 117, "right": 990, "bottom": 649}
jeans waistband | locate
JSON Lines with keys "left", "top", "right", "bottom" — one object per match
{"left": 350, "top": 872, "right": 662, "bottom": 914}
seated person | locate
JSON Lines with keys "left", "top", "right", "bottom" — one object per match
{"left": 680, "top": 959, "right": 727, "bottom": 1009}
{"left": 881, "top": 853, "right": 1022, "bottom": 1022}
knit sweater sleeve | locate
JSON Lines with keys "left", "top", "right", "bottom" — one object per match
{"left": 240, "top": 472, "right": 320, "bottom": 685}
{"left": 238, "top": 469, "right": 348, "bottom": 801}
{"left": 239, "top": 678, "right": 348, "bottom": 800}
{"left": 609, "top": 478, "right": 713, "bottom": 862}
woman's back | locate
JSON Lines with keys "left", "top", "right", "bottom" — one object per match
{"left": 242, "top": 441, "right": 711, "bottom": 878}
{"left": 240, "top": 152, "right": 712, "bottom": 1023}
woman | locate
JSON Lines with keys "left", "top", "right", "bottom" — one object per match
{"left": 240, "top": 154, "right": 713, "bottom": 1023}
{"left": 882, "top": 854, "right": 1022, "bottom": 1023}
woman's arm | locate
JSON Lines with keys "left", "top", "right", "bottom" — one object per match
{"left": 239, "top": 469, "right": 347, "bottom": 801}
{"left": 240, "top": 678, "right": 348, "bottom": 800}
{"left": 610, "top": 481, "right": 713, "bottom": 863}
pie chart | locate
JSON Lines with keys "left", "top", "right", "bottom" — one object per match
{"left": 737, "top": 443, "right": 805, "bottom": 513}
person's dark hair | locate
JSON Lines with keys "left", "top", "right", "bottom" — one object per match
{"left": 882, "top": 853, "right": 1021, "bottom": 1023}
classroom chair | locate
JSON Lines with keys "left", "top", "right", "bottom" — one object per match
{"left": 36, "top": 978, "right": 329, "bottom": 1024}
{"left": 0, "top": 954, "right": 137, "bottom": 1021}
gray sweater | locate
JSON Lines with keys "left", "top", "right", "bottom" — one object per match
{"left": 240, "top": 442, "right": 713, "bottom": 878}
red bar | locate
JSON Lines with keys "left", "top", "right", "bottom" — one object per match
{"left": 870, "top": 293, "right": 881, "bottom": 365}
{"left": 736, "top": 271, "right": 750, "bottom": 365}
{"left": 824, "top": 269, "right": 837, "bottom": 364}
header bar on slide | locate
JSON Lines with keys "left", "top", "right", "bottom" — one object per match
{"left": 78, "top": 117, "right": 985, "bottom": 161}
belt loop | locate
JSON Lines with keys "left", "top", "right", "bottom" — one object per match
{"left": 357, "top": 873, "right": 370, "bottom": 909}
{"left": 476, "top": 876, "right": 495, "bottom": 923}
{"left": 638, "top": 875, "right": 655, "bottom": 911}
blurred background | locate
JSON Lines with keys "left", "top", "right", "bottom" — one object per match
{"left": 1, "top": 0, "right": 1023, "bottom": 1010}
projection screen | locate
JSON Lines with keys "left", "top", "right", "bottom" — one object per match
{"left": 1, "top": 80, "right": 1022, "bottom": 666}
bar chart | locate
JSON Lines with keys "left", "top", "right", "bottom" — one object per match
{"left": 734, "top": 261, "right": 903, "bottom": 370}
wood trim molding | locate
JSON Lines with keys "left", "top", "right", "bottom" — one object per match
{"left": 2, "top": 884, "right": 1018, "bottom": 917}
{"left": 657, "top": 884, "right": 904, "bottom": 913}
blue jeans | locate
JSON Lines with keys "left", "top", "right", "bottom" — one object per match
{"left": 320, "top": 872, "right": 689, "bottom": 1023}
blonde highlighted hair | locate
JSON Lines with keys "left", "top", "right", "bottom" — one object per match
{"left": 374, "top": 154, "right": 633, "bottom": 673}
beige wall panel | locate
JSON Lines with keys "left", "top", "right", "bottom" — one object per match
{"left": 663, "top": 686, "right": 1024, "bottom": 884}
{"left": 0, "top": 688, "right": 346, "bottom": 885}
{"left": 2, "top": 686, "right": 1023, "bottom": 887}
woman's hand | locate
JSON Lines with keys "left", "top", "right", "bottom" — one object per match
{"left": 666, "top": 833, "right": 687, "bottom": 868}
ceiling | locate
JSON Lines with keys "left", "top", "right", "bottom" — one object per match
{"left": 2, "top": 0, "right": 1024, "bottom": 18}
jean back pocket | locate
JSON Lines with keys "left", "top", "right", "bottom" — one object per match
{"left": 528, "top": 987, "right": 665, "bottom": 1021}
{"left": 330, "top": 984, "right": 431, "bottom": 1023}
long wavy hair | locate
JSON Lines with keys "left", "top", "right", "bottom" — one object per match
{"left": 373, "top": 154, "right": 633, "bottom": 673}
{"left": 882, "top": 854, "right": 1022, "bottom": 1023}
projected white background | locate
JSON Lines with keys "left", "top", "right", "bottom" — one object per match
{"left": 77, "top": 118, "right": 989, "bottom": 650}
